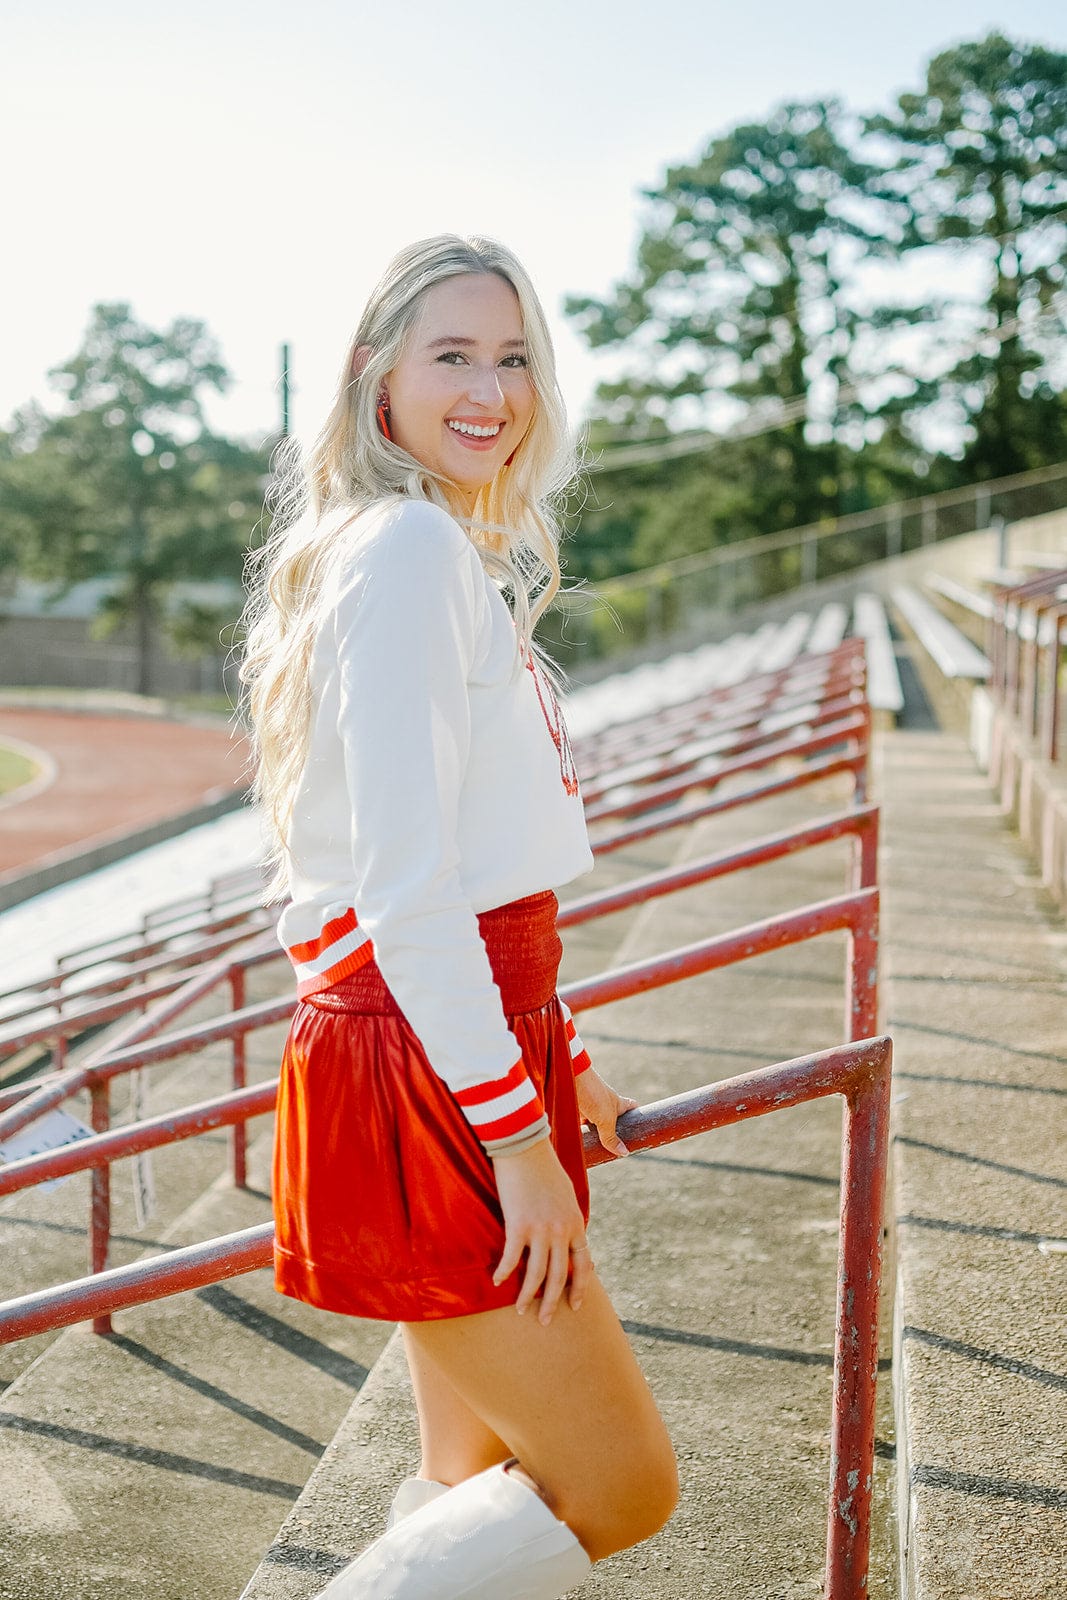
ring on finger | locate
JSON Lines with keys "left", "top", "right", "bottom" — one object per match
{"left": 572, "top": 1244, "right": 591, "bottom": 1255}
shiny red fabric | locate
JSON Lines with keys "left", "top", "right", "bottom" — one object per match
{"left": 272, "top": 890, "right": 590, "bottom": 1322}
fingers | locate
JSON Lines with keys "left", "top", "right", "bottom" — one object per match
{"left": 496, "top": 1232, "right": 594, "bottom": 1324}
{"left": 596, "top": 1118, "right": 630, "bottom": 1158}
{"left": 605, "top": 1094, "right": 638, "bottom": 1154}
{"left": 537, "top": 1236, "right": 572, "bottom": 1326}
{"left": 568, "top": 1242, "right": 594, "bottom": 1313}
{"left": 514, "top": 1238, "right": 549, "bottom": 1316}
{"left": 492, "top": 1231, "right": 525, "bottom": 1289}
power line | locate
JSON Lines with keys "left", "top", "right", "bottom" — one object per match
{"left": 581, "top": 298, "right": 1067, "bottom": 473}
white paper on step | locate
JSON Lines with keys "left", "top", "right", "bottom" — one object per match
{"left": 0, "top": 1106, "right": 93, "bottom": 1194}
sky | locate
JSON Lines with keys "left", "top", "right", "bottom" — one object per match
{"left": 3, "top": 0, "right": 1065, "bottom": 450}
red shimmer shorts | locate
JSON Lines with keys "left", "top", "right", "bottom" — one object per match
{"left": 272, "top": 890, "right": 591, "bottom": 1322}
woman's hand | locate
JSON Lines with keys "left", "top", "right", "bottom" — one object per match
{"left": 491, "top": 1139, "right": 592, "bottom": 1325}
{"left": 576, "top": 1068, "right": 638, "bottom": 1159}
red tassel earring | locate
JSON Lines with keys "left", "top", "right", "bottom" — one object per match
{"left": 376, "top": 388, "right": 393, "bottom": 442}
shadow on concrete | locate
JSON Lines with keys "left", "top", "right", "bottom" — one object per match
{"left": 0, "top": 1412, "right": 301, "bottom": 1498}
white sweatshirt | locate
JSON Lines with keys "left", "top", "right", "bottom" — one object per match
{"left": 278, "top": 496, "right": 594, "bottom": 1155}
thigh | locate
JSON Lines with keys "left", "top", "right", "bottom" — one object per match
{"left": 401, "top": 1327, "right": 511, "bottom": 1483}
{"left": 403, "top": 1271, "right": 677, "bottom": 1562}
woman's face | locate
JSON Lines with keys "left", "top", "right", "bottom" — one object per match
{"left": 384, "top": 272, "right": 536, "bottom": 509}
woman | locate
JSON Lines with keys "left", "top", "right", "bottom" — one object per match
{"left": 241, "top": 235, "right": 677, "bottom": 1598}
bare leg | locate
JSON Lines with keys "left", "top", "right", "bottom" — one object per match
{"left": 403, "top": 1271, "right": 677, "bottom": 1563}
{"left": 401, "top": 1326, "right": 512, "bottom": 1485}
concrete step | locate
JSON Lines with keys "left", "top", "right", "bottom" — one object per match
{"left": 0, "top": 1122, "right": 390, "bottom": 1600}
{"left": 241, "top": 766, "right": 899, "bottom": 1600}
{"left": 877, "top": 729, "right": 1067, "bottom": 1600}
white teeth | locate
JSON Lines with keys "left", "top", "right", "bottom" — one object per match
{"left": 447, "top": 420, "right": 502, "bottom": 438}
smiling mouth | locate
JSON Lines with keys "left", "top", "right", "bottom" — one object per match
{"left": 447, "top": 420, "right": 503, "bottom": 439}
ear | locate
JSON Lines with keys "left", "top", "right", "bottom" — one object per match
{"left": 351, "top": 344, "right": 373, "bottom": 380}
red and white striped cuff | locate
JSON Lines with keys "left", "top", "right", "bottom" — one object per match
{"left": 453, "top": 1058, "right": 548, "bottom": 1155}
{"left": 558, "top": 999, "right": 592, "bottom": 1076}
{"left": 287, "top": 907, "right": 374, "bottom": 999}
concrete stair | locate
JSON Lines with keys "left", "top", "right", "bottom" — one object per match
{"left": 877, "top": 730, "right": 1067, "bottom": 1599}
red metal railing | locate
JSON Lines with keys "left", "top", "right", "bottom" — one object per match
{"left": 579, "top": 688, "right": 865, "bottom": 805}
{"left": 0, "top": 1032, "right": 892, "bottom": 1600}
{"left": 0, "top": 825, "right": 878, "bottom": 1191}
{"left": 565, "top": 804, "right": 878, "bottom": 919}
{"left": 574, "top": 639, "right": 865, "bottom": 770}
{"left": 0, "top": 877, "right": 879, "bottom": 1208}
{"left": 0, "top": 927, "right": 280, "bottom": 1333}
{"left": 0, "top": 867, "right": 264, "bottom": 1016}
{"left": 989, "top": 566, "right": 1067, "bottom": 766}
{"left": 593, "top": 749, "right": 868, "bottom": 856}
{"left": 0, "top": 659, "right": 870, "bottom": 1074}
{"left": 0, "top": 878, "right": 878, "bottom": 1360}
{"left": 577, "top": 654, "right": 866, "bottom": 788}
{"left": 585, "top": 710, "right": 870, "bottom": 825}
{"left": 0, "top": 929, "right": 279, "bottom": 1141}
{"left": 0, "top": 921, "right": 276, "bottom": 1065}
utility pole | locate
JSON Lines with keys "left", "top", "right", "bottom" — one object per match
{"left": 280, "top": 342, "right": 291, "bottom": 437}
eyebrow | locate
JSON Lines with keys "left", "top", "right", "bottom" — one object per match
{"left": 423, "top": 336, "right": 527, "bottom": 350}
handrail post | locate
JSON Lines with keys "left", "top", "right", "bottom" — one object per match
{"left": 1024, "top": 599, "right": 1040, "bottom": 737}
{"left": 852, "top": 809, "right": 879, "bottom": 894}
{"left": 230, "top": 967, "right": 248, "bottom": 1190}
{"left": 853, "top": 707, "right": 871, "bottom": 804}
{"left": 52, "top": 973, "right": 68, "bottom": 1073}
{"left": 846, "top": 894, "right": 879, "bottom": 1042}
{"left": 1046, "top": 613, "right": 1064, "bottom": 763}
{"left": 824, "top": 1054, "right": 892, "bottom": 1599}
{"left": 89, "top": 1079, "right": 112, "bottom": 1335}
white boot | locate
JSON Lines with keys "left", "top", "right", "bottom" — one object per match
{"left": 385, "top": 1476, "right": 449, "bottom": 1530}
{"left": 319, "top": 1462, "right": 591, "bottom": 1598}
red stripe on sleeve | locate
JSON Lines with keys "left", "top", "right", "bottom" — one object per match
{"left": 473, "top": 1095, "right": 548, "bottom": 1144}
{"left": 453, "top": 1057, "right": 529, "bottom": 1109}
{"left": 288, "top": 907, "right": 359, "bottom": 963}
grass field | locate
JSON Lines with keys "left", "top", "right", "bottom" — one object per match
{"left": 0, "top": 743, "right": 40, "bottom": 797}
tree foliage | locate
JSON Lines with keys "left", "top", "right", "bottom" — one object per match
{"left": 0, "top": 304, "right": 268, "bottom": 692}
{"left": 865, "top": 31, "right": 1067, "bottom": 478}
{"left": 567, "top": 100, "right": 896, "bottom": 533}
{"left": 564, "top": 32, "right": 1067, "bottom": 581}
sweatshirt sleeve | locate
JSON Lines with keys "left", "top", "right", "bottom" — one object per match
{"left": 332, "top": 501, "right": 549, "bottom": 1157}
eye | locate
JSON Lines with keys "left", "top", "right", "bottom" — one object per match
{"left": 436, "top": 350, "right": 468, "bottom": 365}
{"left": 501, "top": 354, "right": 528, "bottom": 368}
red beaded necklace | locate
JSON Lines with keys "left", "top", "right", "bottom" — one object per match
{"left": 526, "top": 655, "right": 580, "bottom": 797}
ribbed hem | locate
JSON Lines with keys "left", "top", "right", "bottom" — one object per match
{"left": 483, "top": 1115, "right": 551, "bottom": 1159}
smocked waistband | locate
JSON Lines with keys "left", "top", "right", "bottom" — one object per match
{"left": 306, "top": 891, "right": 562, "bottom": 1017}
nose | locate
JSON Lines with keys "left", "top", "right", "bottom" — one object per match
{"left": 464, "top": 362, "right": 505, "bottom": 407}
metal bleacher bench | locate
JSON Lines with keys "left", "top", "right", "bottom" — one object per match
{"left": 852, "top": 594, "right": 904, "bottom": 718}
{"left": 891, "top": 584, "right": 991, "bottom": 681}
{"left": 924, "top": 573, "right": 994, "bottom": 622}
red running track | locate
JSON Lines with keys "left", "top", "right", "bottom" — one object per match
{"left": 0, "top": 708, "right": 250, "bottom": 876}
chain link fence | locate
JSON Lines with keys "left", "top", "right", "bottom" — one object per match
{"left": 547, "top": 460, "right": 1067, "bottom": 666}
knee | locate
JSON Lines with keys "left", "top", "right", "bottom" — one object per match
{"left": 565, "top": 1441, "right": 679, "bottom": 1563}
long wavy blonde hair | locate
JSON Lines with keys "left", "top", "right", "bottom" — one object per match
{"left": 240, "top": 234, "right": 579, "bottom": 894}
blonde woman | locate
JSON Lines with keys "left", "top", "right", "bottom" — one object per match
{"left": 241, "top": 235, "right": 677, "bottom": 1598}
